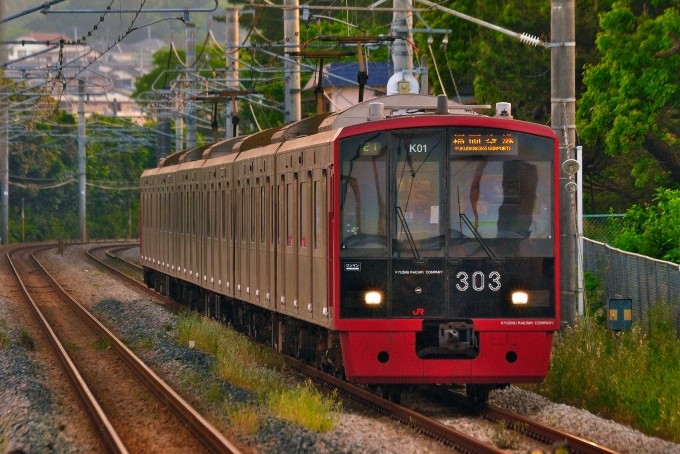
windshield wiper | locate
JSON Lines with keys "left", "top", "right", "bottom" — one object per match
{"left": 459, "top": 213, "right": 501, "bottom": 264}
{"left": 396, "top": 206, "right": 423, "bottom": 262}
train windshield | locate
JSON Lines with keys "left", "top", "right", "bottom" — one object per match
{"left": 449, "top": 128, "right": 553, "bottom": 258}
{"left": 340, "top": 127, "right": 554, "bottom": 259}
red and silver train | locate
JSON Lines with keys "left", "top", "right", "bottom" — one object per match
{"left": 141, "top": 94, "right": 560, "bottom": 402}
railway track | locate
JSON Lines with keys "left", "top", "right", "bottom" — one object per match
{"left": 7, "top": 244, "right": 242, "bottom": 454}
{"left": 88, "top": 243, "right": 620, "bottom": 454}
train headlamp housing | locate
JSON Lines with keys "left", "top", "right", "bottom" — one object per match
{"left": 511, "top": 291, "right": 529, "bottom": 305}
{"left": 365, "top": 291, "right": 383, "bottom": 305}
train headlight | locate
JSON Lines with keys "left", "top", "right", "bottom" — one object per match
{"left": 511, "top": 291, "right": 529, "bottom": 305}
{"left": 365, "top": 291, "right": 382, "bottom": 305}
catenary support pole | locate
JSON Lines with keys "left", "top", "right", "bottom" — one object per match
{"left": 185, "top": 20, "right": 197, "bottom": 149}
{"left": 225, "top": 8, "right": 239, "bottom": 138}
{"left": 392, "top": 0, "right": 414, "bottom": 75}
{"left": 551, "top": 0, "right": 576, "bottom": 326}
{"left": 78, "top": 78, "right": 86, "bottom": 242}
{"left": 284, "top": 0, "right": 301, "bottom": 124}
{"left": 1, "top": 84, "right": 8, "bottom": 245}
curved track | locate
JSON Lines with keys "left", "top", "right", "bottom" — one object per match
{"left": 91, "top": 243, "right": 620, "bottom": 454}
{"left": 7, "top": 244, "right": 242, "bottom": 454}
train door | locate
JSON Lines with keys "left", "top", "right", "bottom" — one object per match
{"left": 206, "top": 179, "right": 216, "bottom": 290}
{"left": 249, "top": 172, "right": 259, "bottom": 306}
{"left": 276, "top": 172, "right": 286, "bottom": 312}
{"left": 215, "top": 181, "right": 222, "bottom": 292}
{"left": 311, "top": 165, "right": 328, "bottom": 323}
{"left": 267, "top": 172, "right": 276, "bottom": 310}
{"left": 221, "top": 178, "right": 233, "bottom": 298}
{"left": 298, "top": 167, "right": 312, "bottom": 320}
{"left": 259, "top": 171, "right": 271, "bottom": 309}
{"left": 235, "top": 176, "right": 245, "bottom": 302}
{"left": 285, "top": 164, "right": 300, "bottom": 316}
{"left": 190, "top": 174, "right": 198, "bottom": 284}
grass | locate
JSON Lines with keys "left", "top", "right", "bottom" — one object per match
{"left": 177, "top": 311, "right": 340, "bottom": 433}
{"left": 527, "top": 303, "right": 680, "bottom": 442}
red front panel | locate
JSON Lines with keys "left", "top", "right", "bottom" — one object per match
{"left": 340, "top": 330, "right": 554, "bottom": 384}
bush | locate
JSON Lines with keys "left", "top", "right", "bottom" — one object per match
{"left": 611, "top": 188, "right": 680, "bottom": 263}
{"left": 530, "top": 303, "right": 680, "bottom": 441}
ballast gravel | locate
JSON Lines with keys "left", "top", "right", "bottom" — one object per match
{"left": 0, "top": 242, "right": 679, "bottom": 453}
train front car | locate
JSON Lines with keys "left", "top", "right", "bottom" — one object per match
{"left": 334, "top": 109, "right": 559, "bottom": 400}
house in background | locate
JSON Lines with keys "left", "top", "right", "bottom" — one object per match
{"left": 304, "top": 61, "right": 391, "bottom": 113}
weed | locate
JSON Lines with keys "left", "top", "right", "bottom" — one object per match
{"left": 177, "top": 312, "right": 339, "bottom": 432}
{"left": 92, "top": 337, "right": 111, "bottom": 350}
{"left": 19, "top": 328, "right": 35, "bottom": 351}
{"left": 164, "top": 323, "right": 173, "bottom": 331}
{"left": 489, "top": 420, "right": 522, "bottom": 450}
{"left": 528, "top": 302, "right": 680, "bottom": 442}
{"left": 63, "top": 342, "right": 83, "bottom": 351}
{"left": 226, "top": 403, "right": 261, "bottom": 435}
{"left": 266, "top": 381, "right": 339, "bottom": 433}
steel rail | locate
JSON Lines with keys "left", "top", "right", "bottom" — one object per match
{"left": 441, "top": 389, "right": 620, "bottom": 454}
{"left": 285, "top": 357, "right": 506, "bottom": 454}
{"left": 104, "top": 244, "right": 143, "bottom": 272}
{"left": 85, "top": 243, "right": 180, "bottom": 309}
{"left": 85, "top": 243, "right": 503, "bottom": 453}
{"left": 484, "top": 404, "right": 620, "bottom": 454}
{"left": 6, "top": 245, "right": 129, "bottom": 454}
{"left": 28, "top": 245, "right": 243, "bottom": 454}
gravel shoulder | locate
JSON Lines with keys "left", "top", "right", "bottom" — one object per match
{"left": 1, "top": 243, "right": 680, "bottom": 453}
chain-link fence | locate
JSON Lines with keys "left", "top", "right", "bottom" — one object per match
{"left": 583, "top": 214, "right": 625, "bottom": 244}
{"left": 582, "top": 238, "right": 680, "bottom": 327}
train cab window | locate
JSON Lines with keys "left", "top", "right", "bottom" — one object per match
{"left": 448, "top": 129, "right": 554, "bottom": 257}
{"left": 391, "top": 128, "right": 446, "bottom": 257}
{"left": 339, "top": 131, "right": 388, "bottom": 256}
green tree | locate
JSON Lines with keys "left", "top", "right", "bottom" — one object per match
{"left": 578, "top": 1, "right": 680, "bottom": 194}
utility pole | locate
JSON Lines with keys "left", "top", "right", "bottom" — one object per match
{"left": 284, "top": 0, "right": 301, "bottom": 123}
{"left": 185, "top": 20, "right": 197, "bottom": 149}
{"left": 551, "top": 0, "right": 576, "bottom": 326}
{"left": 1, "top": 84, "right": 8, "bottom": 245}
{"left": 391, "top": 0, "right": 414, "bottom": 74}
{"left": 225, "top": 8, "right": 239, "bottom": 138}
{"left": 78, "top": 78, "right": 86, "bottom": 242}
{"left": 175, "top": 90, "right": 183, "bottom": 152}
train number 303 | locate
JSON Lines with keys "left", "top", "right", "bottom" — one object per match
{"left": 455, "top": 271, "right": 501, "bottom": 292}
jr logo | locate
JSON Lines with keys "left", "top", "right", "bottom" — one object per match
{"left": 412, "top": 308, "right": 425, "bottom": 316}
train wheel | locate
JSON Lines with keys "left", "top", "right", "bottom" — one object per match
{"left": 380, "top": 385, "right": 401, "bottom": 404}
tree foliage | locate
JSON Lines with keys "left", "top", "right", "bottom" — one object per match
{"left": 578, "top": 1, "right": 680, "bottom": 195}
{"left": 611, "top": 188, "right": 680, "bottom": 263}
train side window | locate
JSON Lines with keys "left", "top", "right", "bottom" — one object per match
{"left": 241, "top": 186, "right": 245, "bottom": 242}
{"left": 300, "top": 181, "right": 307, "bottom": 248}
{"left": 260, "top": 185, "right": 266, "bottom": 244}
{"left": 286, "top": 181, "right": 293, "bottom": 247}
{"left": 251, "top": 186, "right": 256, "bottom": 243}
{"left": 313, "top": 180, "right": 320, "bottom": 249}
{"left": 222, "top": 188, "right": 227, "bottom": 240}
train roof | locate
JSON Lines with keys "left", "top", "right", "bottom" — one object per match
{"left": 153, "top": 94, "right": 490, "bottom": 170}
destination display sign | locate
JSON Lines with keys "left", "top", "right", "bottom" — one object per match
{"left": 451, "top": 132, "right": 518, "bottom": 155}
